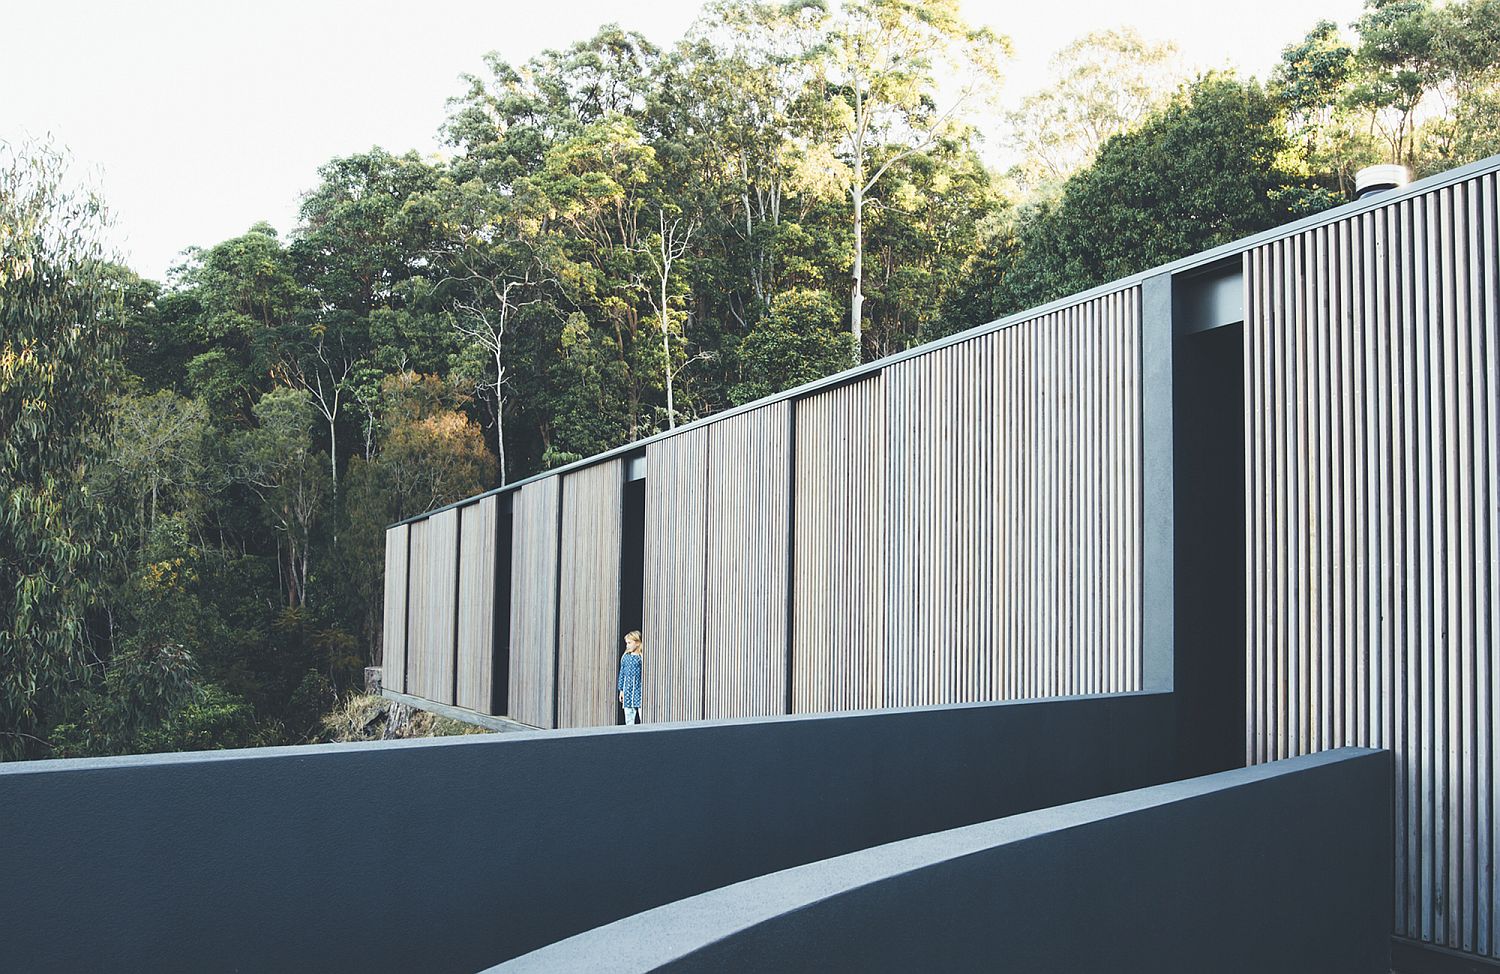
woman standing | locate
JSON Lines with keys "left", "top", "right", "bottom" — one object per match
{"left": 618, "top": 631, "right": 643, "bottom": 725}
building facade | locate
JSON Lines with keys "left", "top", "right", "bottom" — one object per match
{"left": 384, "top": 155, "right": 1500, "bottom": 966}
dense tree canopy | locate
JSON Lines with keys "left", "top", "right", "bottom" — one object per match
{"left": 4, "top": 0, "right": 1497, "bottom": 758}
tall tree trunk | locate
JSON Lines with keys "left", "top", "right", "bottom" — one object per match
{"left": 851, "top": 183, "right": 864, "bottom": 364}
{"left": 327, "top": 418, "right": 338, "bottom": 497}
{"left": 493, "top": 347, "right": 507, "bottom": 484}
{"left": 661, "top": 274, "right": 676, "bottom": 429}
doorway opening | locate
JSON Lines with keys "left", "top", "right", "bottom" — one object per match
{"left": 491, "top": 504, "right": 514, "bottom": 717}
{"left": 619, "top": 474, "right": 646, "bottom": 724}
{"left": 1173, "top": 319, "right": 1246, "bottom": 777}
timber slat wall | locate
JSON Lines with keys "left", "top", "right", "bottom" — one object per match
{"left": 456, "top": 497, "right": 497, "bottom": 714}
{"left": 558, "top": 460, "right": 624, "bottom": 728}
{"left": 642, "top": 428, "right": 710, "bottom": 723}
{"left": 382, "top": 525, "right": 408, "bottom": 693}
{"left": 509, "top": 479, "right": 561, "bottom": 729}
{"left": 703, "top": 403, "right": 793, "bottom": 718}
{"left": 407, "top": 509, "right": 457, "bottom": 705}
{"left": 885, "top": 287, "right": 1143, "bottom": 707}
{"left": 793, "top": 377, "right": 887, "bottom": 713}
{"left": 1245, "top": 171, "right": 1498, "bottom": 958}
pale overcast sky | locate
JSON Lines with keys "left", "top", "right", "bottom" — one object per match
{"left": 2, "top": 0, "right": 1364, "bottom": 281}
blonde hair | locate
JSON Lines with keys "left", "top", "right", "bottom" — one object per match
{"left": 624, "top": 630, "right": 643, "bottom": 655}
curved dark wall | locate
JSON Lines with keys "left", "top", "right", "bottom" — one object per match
{"left": 494, "top": 749, "right": 1392, "bottom": 974}
{"left": 0, "top": 693, "right": 1172, "bottom": 974}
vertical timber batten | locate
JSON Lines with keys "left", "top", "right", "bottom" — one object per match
{"left": 382, "top": 524, "right": 409, "bottom": 694}
{"left": 456, "top": 496, "right": 498, "bottom": 714}
{"left": 1245, "top": 169, "right": 1500, "bottom": 959}
{"left": 509, "top": 478, "right": 562, "bottom": 729}
{"left": 792, "top": 376, "right": 887, "bottom": 714}
{"left": 885, "top": 287, "right": 1144, "bottom": 708}
{"left": 558, "top": 460, "right": 625, "bottom": 728}
{"left": 643, "top": 427, "right": 710, "bottom": 723}
{"left": 703, "top": 402, "right": 792, "bottom": 718}
{"left": 405, "top": 509, "right": 457, "bottom": 705}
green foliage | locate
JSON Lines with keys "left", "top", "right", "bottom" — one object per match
{"left": 51, "top": 684, "right": 269, "bottom": 758}
{"left": 992, "top": 76, "right": 1331, "bottom": 313}
{"left": 11, "top": 1, "right": 1500, "bottom": 760}
{"left": 0, "top": 143, "right": 122, "bottom": 758}
{"left": 1007, "top": 28, "right": 1186, "bottom": 193}
{"left": 732, "top": 289, "right": 851, "bottom": 403}
{"left": 234, "top": 387, "right": 329, "bottom": 607}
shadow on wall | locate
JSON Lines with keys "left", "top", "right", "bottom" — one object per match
{"left": 0, "top": 692, "right": 1174, "bottom": 974}
{"left": 493, "top": 749, "right": 1392, "bottom": 974}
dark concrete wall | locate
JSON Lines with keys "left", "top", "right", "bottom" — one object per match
{"left": 495, "top": 749, "right": 1392, "bottom": 974}
{"left": 0, "top": 692, "right": 1174, "bottom": 974}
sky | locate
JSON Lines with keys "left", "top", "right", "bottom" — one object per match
{"left": 2, "top": 0, "right": 1365, "bottom": 281}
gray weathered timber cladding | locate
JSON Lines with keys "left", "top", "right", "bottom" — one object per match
{"left": 793, "top": 376, "right": 887, "bottom": 714}
{"left": 1245, "top": 170, "right": 1499, "bottom": 958}
{"left": 509, "top": 479, "right": 561, "bottom": 728}
{"left": 408, "top": 509, "right": 458, "bottom": 705}
{"left": 382, "top": 524, "right": 409, "bottom": 694}
{"left": 885, "top": 287, "right": 1143, "bottom": 707}
{"left": 457, "top": 497, "right": 498, "bottom": 714}
{"left": 703, "top": 402, "right": 793, "bottom": 719}
{"left": 558, "top": 460, "right": 624, "bottom": 728}
{"left": 642, "top": 427, "right": 709, "bottom": 723}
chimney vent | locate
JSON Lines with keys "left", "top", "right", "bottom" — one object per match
{"left": 1355, "top": 164, "right": 1411, "bottom": 200}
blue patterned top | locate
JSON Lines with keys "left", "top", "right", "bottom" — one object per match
{"left": 618, "top": 652, "right": 642, "bottom": 708}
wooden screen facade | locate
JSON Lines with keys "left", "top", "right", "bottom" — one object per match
{"left": 406, "top": 509, "right": 457, "bottom": 705}
{"left": 792, "top": 377, "right": 887, "bottom": 714}
{"left": 382, "top": 524, "right": 409, "bottom": 693}
{"left": 642, "top": 427, "right": 710, "bottom": 724}
{"left": 1245, "top": 170, "right": 1499, "bottom": 958}
{"left": 884, "top": 288, "right": 1144, "bottom": 707}
{"left": 509, "top": 479, "right": 561, "bottom": 729}
{"left": 456, "top": 496, "right": 499, "bottom": 714}
{"left": 378, "top": 156, "right": 1500, "bottom": 970}
{"left": 384, "top": 291, "right": 1146, "bottom": 725}
{"left": 558, "top": 460, "right": 625, "bottom": 728}
{"left": 703, "top": 402, "right": 793, "bottom": 719}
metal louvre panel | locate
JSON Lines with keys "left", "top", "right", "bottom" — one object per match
{"left": 1245, "top": 171, "right": 1500, "bottom": 958}
{"left": 792, "top": 376, "right": 887, "bottom": 714}
{"left": 456, "top": 497, "right": 498, "bottom": 714}
{"left": 382, "top": 524, "right": 409, "bottom": 694}
{"left": 642, "top": 427, "right": 709, "bottom": 723}
{"left": 703, "top": 402, "right": 792, "bottom": 719}
{"left": 558, "top": 460, "right": 624, "bottom": 729}
{"left": 884, "top": 287, "right": 1143, "bottom": 707}
{"left": 509, "top": 478, "right": 561, "bottom": 729}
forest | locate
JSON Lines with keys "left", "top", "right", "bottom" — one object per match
{"left": 3, "top": 0, "right": 1498, "bottom": 759}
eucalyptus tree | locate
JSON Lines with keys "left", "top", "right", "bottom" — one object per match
{"left": 1426, "top": 0, "right": 1500, "bottom": 165}
{"left": 182, "top": 223, "right": 305, "bottom": 383}
{"left": 1007, "top": 28, "right": 1186, "bottom": 195}
{"left": 1270, "top": 20, "right": 1371, "bottom": 194}
{"left": 820, "top": 0, "right": 1009, "bottom": 360}
{"left": 96, "top": 390, "right": 210, "bottom": 544}
{"left": 522, "top": 114, "right": 660, "bottom": 441}
{"left": 995, "top": 76, "right": 1329, "bottom": 314}
{"left": 291, "top": 149, "right": 444, "bottom": 493}
{"left": 444, "top": 24, "right": 662, "bottom": 187}
{"left": 639, "top": 205, "right": 697, "bottom": 428}
{"left": 432, "top": 198, "right": 553, "bottom": 485}
{"left": 680, "top": 0, "right": 830, "bottom": 318}
{"left": 233, "top": 387, "right": 328, "bottom": 609}
{"left": 0, "top": 142, "right": 122, "bottom": 758}
{"left": 1349, "top": 0, "right": 1440, "bottom": 169}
